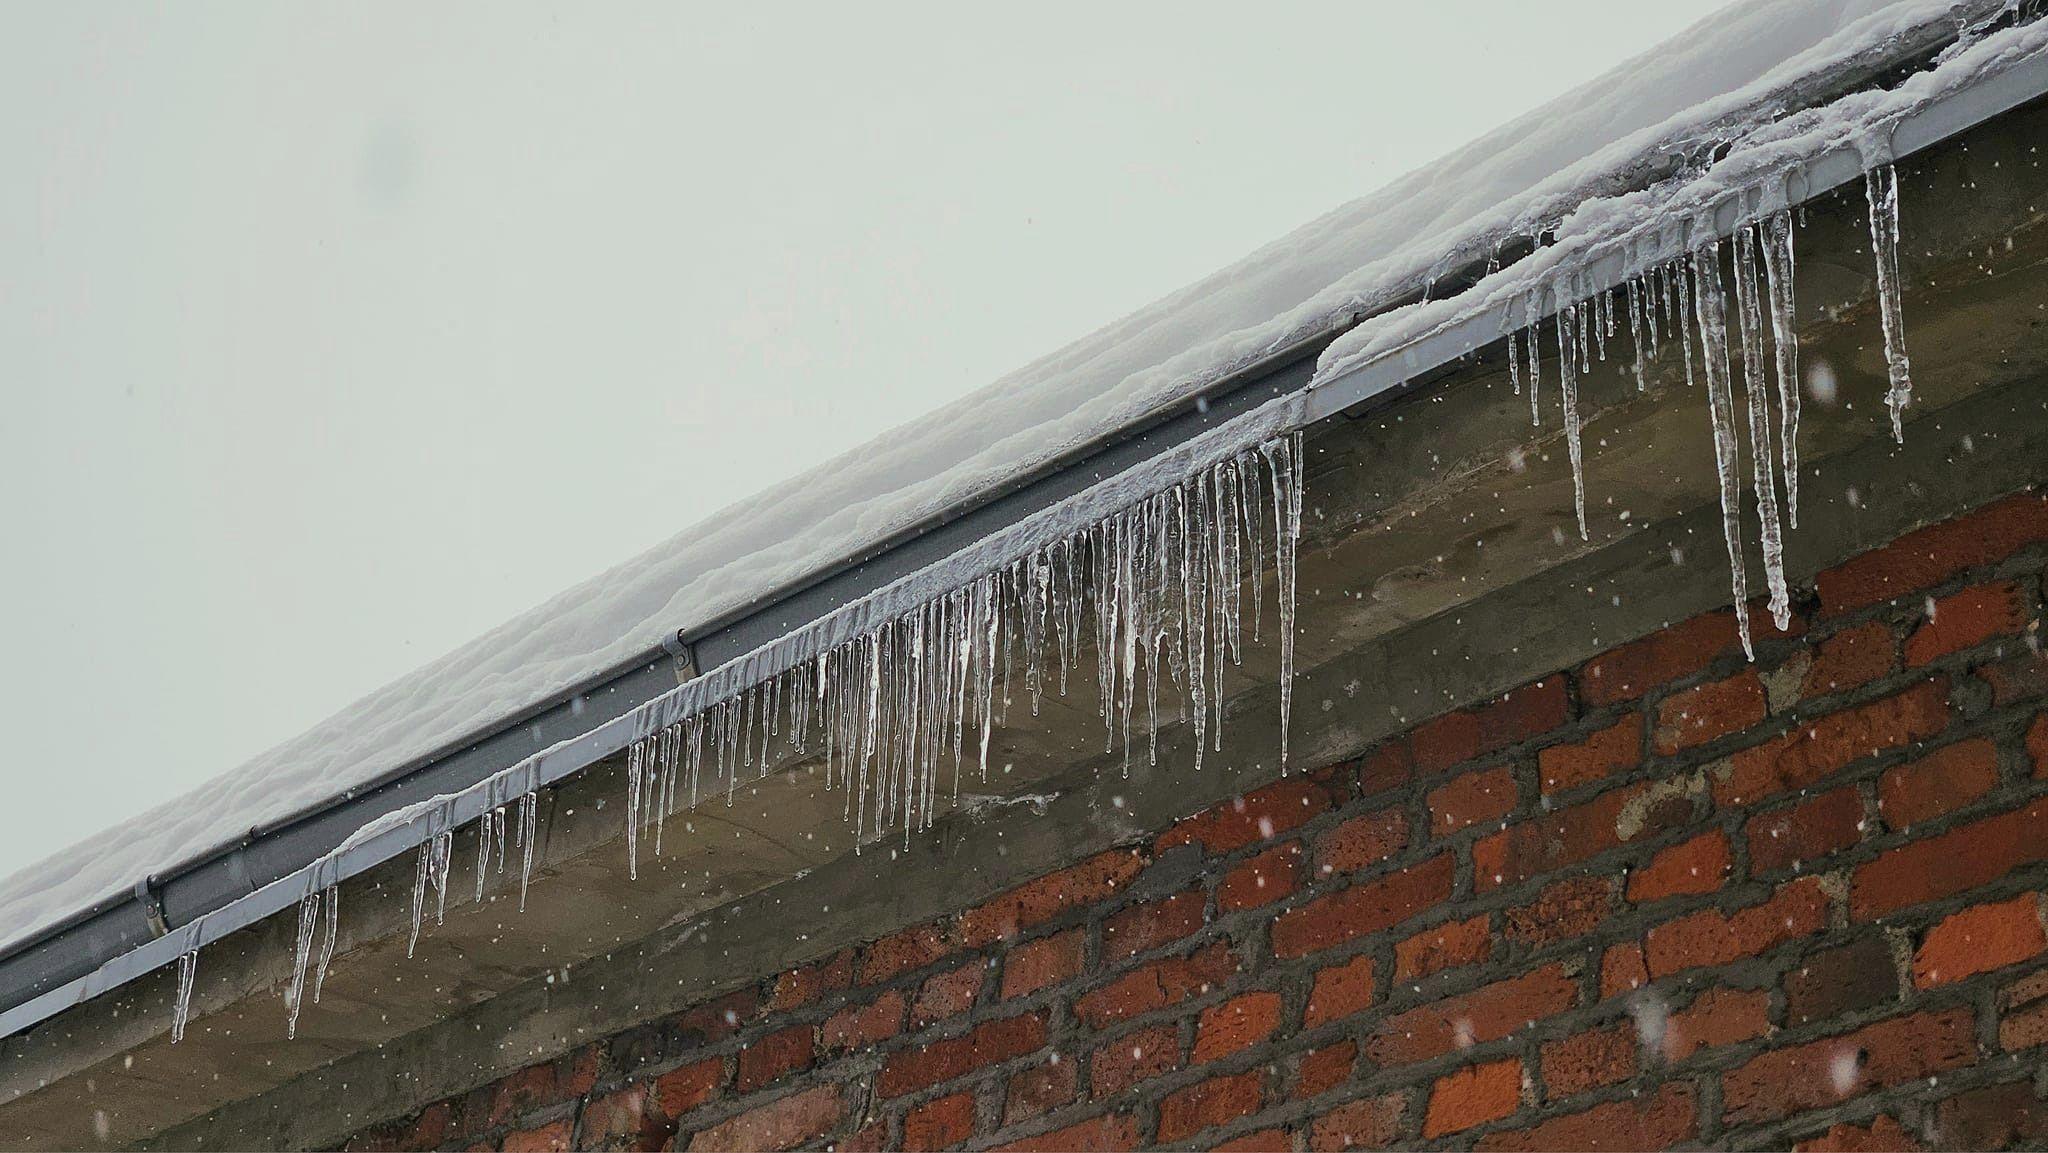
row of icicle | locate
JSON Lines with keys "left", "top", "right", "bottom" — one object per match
{"left": 1503, "top": 166, "right": 1910, "bottom": 658}
{"left": 173, "top": 433, "right": 1308, "bottom": 1042}
{"left": 174, "top": 163, "right": 1914, "bottom": 1047}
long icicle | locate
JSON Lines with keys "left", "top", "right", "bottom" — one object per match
{"left": 1692, "top": 241, "right": 1756, "bottom": 659}
{"left": 1760, "top": 210, "right": 1802, "bottom": 526}
{"left": 1732, "top": 224, "right": 1792, "bottom": 630}
{"left": 1865, "top": 163, "right": 1913, "bottom": 441}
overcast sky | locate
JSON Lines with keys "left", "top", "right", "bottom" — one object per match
{"left": 0, "top": 2, "right": 1731, "bottom": 887}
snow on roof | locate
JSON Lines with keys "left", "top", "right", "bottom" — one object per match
{"left": 0, "top": 0, "right": 2003, "bottom": 954}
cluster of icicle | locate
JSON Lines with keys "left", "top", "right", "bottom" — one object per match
{"left": 1503, "top": 166, "right": 1911, "bottom": 659}
{"left": 619, "top": 433, "right": 1306, "bottom": 874}
{"left": 171, "top": 433, "right": 1306, "bottom": 1043}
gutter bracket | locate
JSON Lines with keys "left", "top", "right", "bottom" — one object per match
{"left": 133, "top": 879, "right": 168, "bottom": 939}
{"left": 661, "top": 631, "right": 698, "bottom": 685}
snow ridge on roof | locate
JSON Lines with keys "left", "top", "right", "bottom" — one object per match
{"left": 0, "top": 0, "right": 2000, "bottom": 954}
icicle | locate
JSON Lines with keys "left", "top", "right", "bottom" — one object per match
{"left": 624, "top": 736, "right": 645, "bottom": 881}
{"left": 1557, "top": 299, "right": 1589, "bottom": 541}
{"left": 313, "top": 885, "right": 338, "bottom": 1004}
{"left": 517, "top": 791, "right": 538, "bottom": 912}
{"left": 1524, "top": 293, "right": 1544, "bottom": 425}
{"left": 1507, "top": 329, "right": 1522, "bottom": 396}
{"left": 474, "top": 807, "right": 494, "bottom": 903}
{"left": 1627, "top": 276, "right": 1648, "bottom": 391}
{"left": 172, "top": 948, "right": 199, "bottom": 1044}
{"left": 432, "top": 829, "right": 452, "bottom": 926}
{"left": 1733, "top": 225, "right": 1792, "bottom": 630}
{"left": 407, "top": 840, "right": 430, "bottom": 958}
{"left": 1692, "top": 242, "right": 1755, "bottom": 659}
{"left": 1263, "top": 433, "right": 1303, "bottom": 770}
{"left": 1865, "top": 163, "right": 1913, "bottom": 441}
{"left": 1761, "top": 210, "right": 1802, "bottom": 526}
{"left": 285, "top": 891, "right": 319, "bottom": 1038}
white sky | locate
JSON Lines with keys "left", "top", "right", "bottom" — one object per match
{"left": 0, "top": 2, "right": 1730, "bottom": 888}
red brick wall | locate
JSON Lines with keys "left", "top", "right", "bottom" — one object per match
{"left": 344, "top": 490, "right": 2048, "bottom": 1152}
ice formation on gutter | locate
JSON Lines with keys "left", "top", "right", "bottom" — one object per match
{"left": 180, "top": 424, "right": 1308, "bottom": 1042}
{"left": 149, "top": 4, "right": 2048, "bottom": 1044}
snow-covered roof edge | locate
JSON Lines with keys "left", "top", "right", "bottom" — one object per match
{"left": 0, "top": 0, "right": 2013, "bottom": 962}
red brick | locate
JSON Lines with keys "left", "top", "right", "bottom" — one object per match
{"left": 581, "top": 1084, "right": 665, "bottom": 1152}
{"left": 1406, "top": 678, "right": 1571, "bottom": 773}
{"left": 1314, "top": 809, "right": 1409, "bottom": 875}
{"left": 1366, "top": 963, "right": 1577, "bottom": 1065}
{"left": 1004, "top": 1060, "right": 1077, "bottom": 1125}
{"left": 1792, "top": 1115, "right": 1921, "bottom": 1152}
{"left": 687, "top": 1085, "right": 841, "bottom": 1152}
{"left": 1089, "top": 1023, "right": 1179, "bottom": 1097}
{"left": 1073, "top": 941, "right": 1238, "bottom": 1028}
{"left": 1628, "top": 830, "right": 1731, "bottom": 902}
{"left": 1907, "top": 580, "right": 2033, "bottom": 665}
{"left": 1815, "top": 490, "right": 2048, "bottom": 615}
{"left": 1800, "top": 620, "right": 1897, "bottom": 699}
{"left": 1878, "top": 738, "right": 1997, "bottom": 829}
{"left": 1474, "top": 781, "right": 1688, "bottom": 891}
{"left": 769, "top": 949, "right": 853, "bottom": 1011}
{"left": 1913, "top": 893, "right": 2047, "bottom": 988}
{"left": 821, "top": 990, "right": 905, "bottom": 1052}
{"left": 1654, "top": 670, "right": 1767, "bottom": 754}
{"left": 1218, "top": 844, "right": 1300, "bottom": 912}
{"left": 1580, "top": 609, "right": 1759, "bottom": 706}
{"left": 911, "top": 963, "right": 985, "bottom": 1028}
{"left": 1157, "top": 1072, "right": 1263, "bottom": 1144}
{"left": 1002, "top": 930, "right": 1085, "bottom": 1000}
{"left": 1851, "top": 798, "right": 2048, "bottom": 919}
{"left": 1308, "top": 1094, "right": 1406, "bottom": 1152}
{"left": 1102, "top": 890, "right": 1206, "bottom": 959}
{"left": 2003, "top": 969, "right": 2048, "bottom": 1050}
{"left": 1476, "top": 1082, "right": 1696, "bottom": 1152}
{"left": 1428, "top": 764, "right": 1517, "bottom": 836}
{"left": 961, "top": 850, "right": 1145, "bottom": 946}
{"left": 1600, "top": 942, "right": 1649, "bottom": 999}
{"left": 1424, "top": 1058, "right": 1522, "bottom": 1138}
{"left": 1935, "top": 1080, "right": 2048, "bottom": 1150}
{"left": 1747, "top": 787, "right": 1864, "bottom": 873}
{"left": 1271, "top": 854, "right": 1453, "bottom": 957}
{"left": 502, "top": 1119, "right": 574, "bottom": 1153}
{"left": 878, "top": 1012, "right": 1048, "bottom": 1097}
{"left": 652, "top": 1057, "right": 725, "bottom": 1118}
{"left": 366, "top": 1102, "right": 453, "bottom": 1153}
{"left": 861, "top": 922, "right": 957, "bottom": 984}
{"left": 1214, "top": 1129, "right": 1292, "bottom": 1152}
{"left": 1539, "top": 717, "right": 1641, "bottom": 795}
{"left": 736, "top": 1024, "right": 813, "bottom": 1092}
{"left": 486, "top": 1050, "right": 601, "bottom": 1130}
{"left": 1721, "top": 1008, "right": 1977, "bottom": 1123}
{"left": 1785, "top": 936, "right": 1900, "bottom": 1026}
{"left": 1359, "top": 742, "right": 1414, "bottom": 798}
{"left": 1645, "top": 877, "right": 1828, "bottom": 977}
{"left": 1983, "top": 650, "right": 2048, "bottom": 704}
{"left": 1294, "top": 1041, "right": 1356, "bottom": 1099}
{"left": 1662, "top": 986, "right": 1771, "bottom": 1061}
{"left": 2033, "top": 715, "right": 2048, "bottom": 777}
{"left": 1714, "top": 679, "right": 1949, "bottom": 806}
{"left": 1504, "top": 875, "right": 1612, "bottom": 947}
{"left": 1157, "top": 778, "right": 1334, "bottom": 855}
{"left": 1194, "top": 991, "right": 1284, "bottom": 1063}
{"left": 1303, "top": 953, "right": 1375, "bottom": 1028}
{"left": 1540, "top": 1025, "right": 1634, "bottom": 1099}
{"left": 902, "top": 1091, "right": 975, "bottom": 1153}
{"left": 991, "top": 1113, "right": 1140, "bottom": 1152}
{"left": 1395, "top": 915, "right": 1492, "bottom": 981}
{"left": 838, "top": 1120, "right": 892, "bottom": 1153}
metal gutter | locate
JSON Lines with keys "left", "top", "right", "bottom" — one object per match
{"left": 5, "top": 25, "right": 2045, "bottom": 1044}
